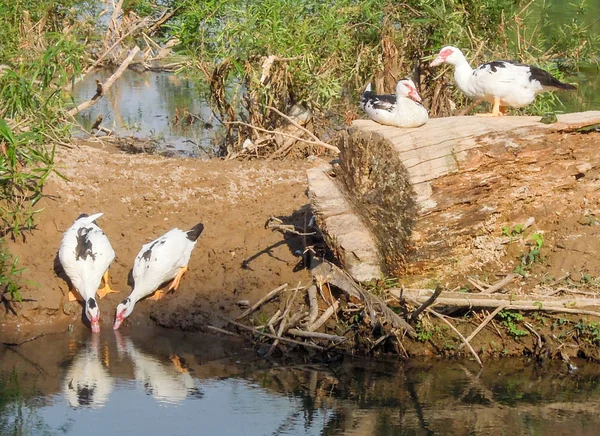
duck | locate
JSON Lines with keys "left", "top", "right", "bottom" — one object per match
{"left": 360, "top": 79, "right": 429, "bottom": 128}
{"left": 58, "top": 213, "right": 118, "bottom": 333}
{"left": 113, "top": 222, "right": 204, "bottom": 330}
{"left": 429, "top": 46, "right": 576, "bottom": 116}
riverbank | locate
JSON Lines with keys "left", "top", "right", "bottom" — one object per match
{"left": 0, "top": 140, "right": 314, "bottom": 344}
{"left": 3, "top": 128, "right": 600, "bottom": 366}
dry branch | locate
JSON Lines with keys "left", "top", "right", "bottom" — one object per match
{"left": 480, "top": 274, "right": 518, "bottom": 294}
{"left": 224, "top": 120, "right": 340, "bottom": 154}
{"left": 235, "top": 283, "right": 288, "bottom": 321}
{"left": 311, "top": 258, "right": 416, "bottom": 338}
{"left": 287, "top": 329, "right": 346, "bottom": 343}
{"left": 307, "top": 285, "right": 319, "bottom": 325}
{"left": 458, "top": 306, "right": 506, "bottom": 350}
{"left": 307, "top": 299, "right": 340, "bottom": 332}
{"left": 427, "top": 309, "right": 483, "bottom": 367}
{"left": 409, "top": 285, "right": 442, "bottom": 321}
{"left": 222, "top": 316, "right": 328, "bottom": 351}
{"left": 67, "top": 46, "right": 140, "bottom": 117}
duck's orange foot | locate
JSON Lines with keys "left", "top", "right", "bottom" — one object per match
{"left": 168, "top": 266, "right": 189, "bottom": 292}
{"left": 97, "top": 285, "right": 119, "bottom": 299}
{"left": 149, "top": 290, "right": 165, "bottom": 301}
{"left": 97, "top": 271, "right": 119, "bottom": 299}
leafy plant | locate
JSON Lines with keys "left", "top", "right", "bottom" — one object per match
{"left": 574, "top": 320, "right": 600, "bottom": 345}
{"left": 498, "top": 310, "right": 528, "bottom": 338}
{"left": 514, "top": 232, "right": 545, "bottom": 276}
{"left": 0, "top": 119, "right": 63, "bottom": 236}
{"left": 0, "top": 238, "right": 24, "bottom": 302}
{"left": 416, "top": 321, "right": 434, "bottom": 342}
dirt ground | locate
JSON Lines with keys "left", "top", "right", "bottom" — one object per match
{"left": 0, "top": 140, "right": 317, "bottom": 343}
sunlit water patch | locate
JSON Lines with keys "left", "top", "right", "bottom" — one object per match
{"left": 3, "top": 329, "right": 600, "bottom": 435}
{"left": 73, "top": 69, "right": 220, "bottom": 157}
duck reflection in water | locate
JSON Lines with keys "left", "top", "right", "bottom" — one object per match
{"left": 114, "top": 331, "right": 203, "bottom": 404}
{"left": 63, "top": 334, "right": 114, "bottom": 409}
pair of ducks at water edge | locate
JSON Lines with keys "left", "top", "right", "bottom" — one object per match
{"left": 362, "top": 46, "right": 576, "bottom": 128}
{"left": 58, "top": 213, "right": 204, "bottom": 332}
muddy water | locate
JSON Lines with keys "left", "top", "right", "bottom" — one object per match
{"left": 1, "top": 330, "right": 600, "bottom": 435}
{"left": 73, "top": 69, "right": 220, "bottom": 157}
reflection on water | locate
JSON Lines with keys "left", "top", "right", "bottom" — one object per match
{"left": 73, "top": 69, "right": 220, "bottom": 157}
{"left": 63, "top": 334, "right": 113, "bottom": 409}
{"left": 114, "top": 331, "right": 201, "bottom": 404}
{"left": 2, "top": 330, "right": 600, "bottom": 435}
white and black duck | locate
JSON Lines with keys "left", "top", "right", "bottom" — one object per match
{"left": 113, "top": 223, "right": 204, "bottom": 330}
{"left": 58, "top": 213, "right": 118, "bottom": 333}
{"left": 429, "top": 46, "right": 576, "bottom": 116}
{"left": 360, "top": 79, "right": 429, "bottom": 128}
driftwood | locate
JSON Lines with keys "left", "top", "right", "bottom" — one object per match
{"left": 67, "top": 46, "right": 140, "bottom": 117}
{"left": 311, "top": 258, "right": 416, "bottom": 338}
{"left": 392, "top": 288, "right": 600, "bottom": 316}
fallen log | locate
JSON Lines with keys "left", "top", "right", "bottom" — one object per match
{"left": 309, "top": 112, "right": 600, "bottom": 278}
{"left": 392, "top": 288, "right": 600, "bottom": 317}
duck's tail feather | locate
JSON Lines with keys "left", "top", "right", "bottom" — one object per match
{"left": 77, "top": 212, "right": 104, "bottom": 225}
{"left": 186, "top": 223, "right": 205, "bottom": 241}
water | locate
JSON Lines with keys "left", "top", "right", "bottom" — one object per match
{"left": 73, "top": 69, "right": 220, "bottom": 157}
{"left": 525, "top": 0, "right": 600, "bottom": 113}
{"left": 2, "top": 330, "right": 600, "bottom": 435}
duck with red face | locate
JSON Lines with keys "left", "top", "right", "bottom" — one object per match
{"left": 114, "top": 223, "right": 204, "bottom": 330}
{"left": 58, "top": 213, "right": 118, "bottom": 333}
{"left": 360, "top": 79, "right": 429, "bottom": 128}
{"left": 430, "top": 46, "right": 576, "bottom": 116}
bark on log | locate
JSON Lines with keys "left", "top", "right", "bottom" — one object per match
{"left": 309, "top": 112, "right": 600, "bottom": 278}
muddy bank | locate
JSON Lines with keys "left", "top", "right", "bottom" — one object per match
{"left": 0, "top": 140, "right": 315, "bottom": 344}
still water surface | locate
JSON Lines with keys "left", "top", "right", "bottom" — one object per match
{"left": 2, "top": 329, "right": 600, "bottom": 435}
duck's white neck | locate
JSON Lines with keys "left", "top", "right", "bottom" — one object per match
{"left": 449, "top": 53, "right": 476, "bottom": 97}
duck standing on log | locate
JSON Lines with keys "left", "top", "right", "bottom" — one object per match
{"left": 113, "top": 223, "right": 204, "bottom": 330}
{"left": 361, "top": 79, "right": 429, "bottom": 128}
{"left": 429, "top": 46, "right": 576, "bottom": 116}
{"left": 58, "top": 213, "right": 118, "bottom": 333}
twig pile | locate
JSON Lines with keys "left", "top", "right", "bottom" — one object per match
{"left": 212, "top": 253, "right": 600, "bottom": 366}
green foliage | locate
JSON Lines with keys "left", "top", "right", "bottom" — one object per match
{"left": 502, "top": 223, "right": 524, "bottom": 238}
{"left": 0, "top": 239, "right": 24, "bottom": 302}
{"left": 498, "top": 310, "right": 529, "bottom": 338}
{"left": 0, "top": 119, "right": 63, "bottom": 236}
{"left": 514, "top": 232, "right": 544, "bottom": 276}
{"left": 574, "top": 320, "right": 600, "bottom": 345}
{"left": 416, "top": 321, "right": 434, "bottom": 342}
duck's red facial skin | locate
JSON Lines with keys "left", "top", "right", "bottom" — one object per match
{"left": 113, "top": 311, "right": 126, "bottom": 330}
{"left": 90, "top": 317, "right": 100, "bottom": 333}
{"left": 430, "top": 47, "right": 454, "bottom": 67}
{"left": 407, "top": 86, "right": 422, "bottom": 103}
